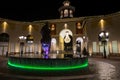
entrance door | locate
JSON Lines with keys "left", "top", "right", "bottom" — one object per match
{"left": 59, "top": 29, "right": 73, "bottom": 51}
{"left": 0, "top": 46, "right": 8, "bottom": 56}
{"left": 76, "top": 37, "right": 83, "bottom": 53}
{"left": 25, "top": 44, "right": 34, "bottom": 53}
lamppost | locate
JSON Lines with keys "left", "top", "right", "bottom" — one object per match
{"left": 98, "top": 31, "right": 109, "bottom": 58}
{"left": 19, "top": 36, "right": 26, "bottom": 56}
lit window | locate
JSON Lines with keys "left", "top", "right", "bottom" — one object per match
{"left": 64, "top": 9, "right": 68, "bottom": 17}
{"left": 77, "top": 22, "right": 82, "bottom": 29}
{"left": 51, "top": 24, "right": 55, "bottom": 31}
{"left": 60, "top": 11, "right": 63, "bottom": 18}
{"left": 70, "top": 10, "right": 73, "bottom": 17}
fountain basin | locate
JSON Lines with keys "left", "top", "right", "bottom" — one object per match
{"left": 8, "top": 56, "right": 88, "bottom": 71}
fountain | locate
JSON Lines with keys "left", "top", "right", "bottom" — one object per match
{"left": 7, "top": 22, "right": 88, "bottom": 72}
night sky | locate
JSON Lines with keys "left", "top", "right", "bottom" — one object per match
{"left": 0, "top": 0, "right": 119, "bottom": 22}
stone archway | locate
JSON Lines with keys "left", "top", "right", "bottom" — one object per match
{"left": 0, "top": 33, "right": 9, "bottom": 56}
{"left": 76, "top": 37, "right": 83, "bottom": 53}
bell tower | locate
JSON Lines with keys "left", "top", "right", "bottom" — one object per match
{"left": 58, "top": 0, "right": 75, "bottom": 18}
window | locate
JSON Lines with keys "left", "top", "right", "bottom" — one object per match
{"left": 76, "top": 22, "right": 83, "bottom": 34}
{"left": 70, "top": 10, "right": 73, "bottom": 17}
{"left": 50, "top": 24, "right": 56, "bottom": 35}
{"left": 60, "top": 11, "right": 63, "bottom": 18}
{"left": 92, "top": 42, "right": 97, "bottom": 53}
{"left": 64, "top": 9, "right": 68, "bottom": 17}
{"left": 112, "top": 41, "right": 118, "bottom": 53}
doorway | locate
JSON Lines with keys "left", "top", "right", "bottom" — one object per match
{"left": 59, "top": 29, "right": 73, "bottom": 51}
{"left": 76, "top": 37, "right": 83, "bottom": 53}
{"left": 0, "top": 46, "right": 8, "bottom": 56}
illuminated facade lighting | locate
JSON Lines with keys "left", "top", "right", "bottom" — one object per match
{"left": 2, "top": 21, "right": 8, "bottom": 33}
{"left": 28, "top": 25, "right": 32, "bottom": 34}
{"left": 100, "top": 19, "right": 104, "bottom": 31}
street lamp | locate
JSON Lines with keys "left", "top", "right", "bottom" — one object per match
{"left": 98, "top": 31, "right": 109, "bottom": 58}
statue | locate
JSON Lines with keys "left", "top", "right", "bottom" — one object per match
{"left": 40, "top": 22, "right": 51, "bottom": 58}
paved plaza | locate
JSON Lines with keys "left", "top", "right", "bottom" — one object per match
{"left": 0, "top": 56, "right": 120, "bottom": 80}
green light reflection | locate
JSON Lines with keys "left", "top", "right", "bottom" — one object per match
{"left": 8, "top": 60, "right": 88, "bottom": 71}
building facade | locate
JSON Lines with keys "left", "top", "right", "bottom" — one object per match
{"left": 0, "top": 0, "right": 120, "bottom": 57}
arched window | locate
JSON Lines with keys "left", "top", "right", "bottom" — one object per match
{"left": 64, "top": 9, "right": 68, "bottom": 17}
{"left": 50, "top": 24, "right": 56, "bottom": 35}
{"left": 70, "top": 10, "right": 73, "bottom": 17}
{"left": 0, "top": 33, "right": 9, "bottom": 42}
{"left": 76, "top": 22, "right": 83, "bottom": 34}
{"left": 60, "top": 11, "right": 63, "bottom": 18}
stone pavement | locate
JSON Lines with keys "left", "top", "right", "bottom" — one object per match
{"left": 0, "top": 56, "right": 120, "bottom": 80}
